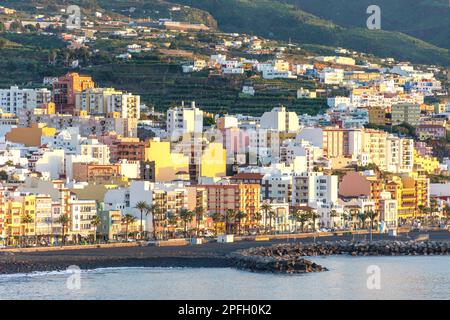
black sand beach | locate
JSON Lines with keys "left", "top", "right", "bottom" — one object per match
{"left": 1, "top": 231, "right": 449, "bottom": 274}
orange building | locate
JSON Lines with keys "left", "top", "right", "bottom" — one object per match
{"left": 203, "top": 184, "right": 260, "bottom": 222}
{"left": 72, "top": 163, "right": 121, "bottom": 182}
{"left": 339, "top": 171, "right": 384, "bottom": 211}
{"left": 5, "top": 123, "right": 56, "bottom": 147}
{"left": 109, "top": 137, "right": 145, "bottom": 163}
{"left": 53, "top": 72, "right": 95, "bottom": 114}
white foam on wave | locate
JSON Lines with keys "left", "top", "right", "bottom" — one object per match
{"left": 0, "top": 266, "right": 194, "bottom": 280}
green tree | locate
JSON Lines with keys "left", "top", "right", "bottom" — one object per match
{"left": 235, "top": 210, "right": 246, "bottom": 235}
{"left": 308, "top": 211, "right": 320, "bottom": 232}
{"left": 21, "top": 213, "right": 34, "bottom": 246}
{"left": 366, "top": 211, "right": 378, "bottom": 242}
{"left": 357, "top": 212, "right": 367, "bottom": 230}
{"left": 91, "top": 215, "right": 101, "bottom": 243}
{"left": 179, "top": 208, "right": 194, "bottom": 237}
{"left": 330, "top": 209, "right": 339, "bottom": 228}
{"left": 253, "top": 211, "right": 263, "bottom": 233}
{"left": 135, "top": 201, "right": 149, "bottom": 239}
{"left": 56, "top": 214, "right": 70, "bottom": 245}
{"left": 267, "top": 210, "right": 276, "bottom": 233}
{"left": 121, "top": 214, "right": 136, "bottom": 241}
{"left": 261, "top": 203, "right": 271, "bottom": 232}
{"left": 194, "top": 206, "right": 205, "bottom": 237}
{"left": 224, "top": 209, "right": 236, "bottom": 235}
{"left": 145, "top": 204, "right": 159, "bottom": 240}
{"left": 210, "top": 212, "right": 222, "bottom": 235}
{"left": 0, "top": 171, "right": 8, "bottom": 181}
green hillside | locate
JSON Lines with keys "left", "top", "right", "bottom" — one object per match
{"left": 168, "top": 0, "right": 450, "bottom": 66}
{"left": 283, "top": 0, "right": 450, "bottom": 50}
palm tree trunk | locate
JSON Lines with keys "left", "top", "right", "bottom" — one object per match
{"left": 140, "top": 209, "right": 143, "bottom": 240}
{"left": 152, "top": 213, "right": 157, "bottom": 240}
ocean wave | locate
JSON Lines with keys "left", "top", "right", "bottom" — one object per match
{"left": 0, "top": 266, "right": 203, "bottom": 280}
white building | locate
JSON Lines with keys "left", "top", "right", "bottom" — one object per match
{"left": 260, "top": 106, "right": 299, "bottom": 132}
{"left": 262, "top": 172, "right": 293, "bottom": 203}
{"left": 292, "top": 172, "right": 338, "bottom": 206}
{"left": 327, "top": 96, "right": 351, "bottom": 108}
{"left": 0, "top": 86, "right": 51, "bottom": 114}
{"left": 166, "top": 102, "right": 203, "bottom": 138}
{"left": 386, "top": 135, "right": 414, "bottom": 173}
{"left": 319, "top": 68, "right": 344, "bottom": 85}
{"left": 34, "top": 149, "right": 65, "bottom": 180}
{"left": 77, "top": 139, "right": 110, "bottom": 165}
{"left": 106, "top": 92, "right": 140, "bottom": 119}
{"left": 41, "top": 127, "right": 82, "bottom": 154}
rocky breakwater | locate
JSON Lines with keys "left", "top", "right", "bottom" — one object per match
{"left": 228, "top": 248, "right": 328, "bottom": 274}
{"left": 229, "top": 240, "right": 449, "bottom": 274}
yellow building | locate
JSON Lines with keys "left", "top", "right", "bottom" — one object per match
{"left": 6, "top": 200, "right": 25, "bottom": 243}
{"left": 22, "top": 195, "right": 36, "bottom": 237}
{"left": 368, "top": 106, "right": 389, "bottom": 125}
{"left": 5, "top": 123, "right": 56, "bottom": 147}
{"left": 386, "top": 174, "right": 429, "bottom": 219}
{"left": 200, "top": 142, "right": 226, "bottom": 178}
{"left": 362, "top": 129, "right": 387, "bottom": 170}
{"left": 413, "top": 150, "right": 440, "bottom": 174}
{"left": 144, "top": 139, "right": 189, "bottom": 182}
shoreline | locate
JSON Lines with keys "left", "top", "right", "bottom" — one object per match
{"left": 1, "top": 231, "right": 449, "bottom": 275}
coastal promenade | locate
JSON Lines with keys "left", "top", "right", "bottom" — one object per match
{"left": 0, "top": 230, "right": 449, "bottom": 274}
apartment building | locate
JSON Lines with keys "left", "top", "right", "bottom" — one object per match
{"left": 386, "top": 135, "right": 414, "bottom": 173}
{"left": 339, "top": 171, "right": 385, "bottom": 211}
{"left": 385, "top": 175, "right": 429, "bottom": 218}
{"left": 75, "top": 87, "right": 119, "bottom": 115}
{"left": 292, "top": 172, "right": 338, "bottom": 206}
{"left": 106, "top": 92, "right": 140, "bottom": 119}
{"left": 77, "top": 138, "right": 110, "bottom": 164}
{"left": 0, "top": 86, "right": 51, "bottom": 114}
{"left": 260, "top": 106, "right": 300, "bottom": 132}
{"left": 53, "top": 72, "right": 95, "bottom": 114}
{"left": 204, "top": 184, "right": 260, "bottom": 219}
{"left": 166, "top": 102, "right": 203, "bottom": 139}
{"left": 391, "top": 103, "right": 421, "bottom": 126}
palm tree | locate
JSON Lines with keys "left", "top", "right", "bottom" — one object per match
{"left": 121, "top": 214, "right": 136, "bottom": 241}
{"left": 179, "top": 208, "right": 194, "bottom": 238}
{"left": 194, "top": 206, "right": 205, "bottom": 237}
{"left": 225, "top": 209, "right": 236, "bottom": 235}
{"left": 366, "top": 211, "right": 378, "bottom": 242}
{"left": 290, "top": 210, "right": 302, "bottom": 233}
{"left": 56, "top": 214, "right": 70, "bottom": 246}
{"left": 210, "top": 212, "right": 222, "bottom": 235}
{"left": 145, "top": 204, "right": 159, "bottom": 240}
{"left": 309, "top": 211, "right": 320, "bottom": 232}
{"left": 167, "top": 211, "right": 178, "bottom": 239}
{"left": 267, "top": 210, "right": 276, "bottom": 234}
{"left": 429, "top": 199, "right": 438, "bottom": 226}
{"left": 21, "top": 213, "right": 33, "bottom": 246}
{"left": 444, "top": 204, "right": 450, "bottom": 222}
{"left": 91, "top": 215, "right": 101, "bottom": 243}
{"left": 330, "top": 210, "right": 339, "bottom": 229}
{"left": 235, "top": 210, "right": 246, "bottom": 235}
{"left": 357, "top": 212, "right": 368, "bottom": 230}
{"left": 253, "top": 212, "right": 263, "bottom": 234}
{"left": 261, "top": 203, "right": 271, "bottom": 233}
{"left": 135, "top": 201, "right": 149, "bottom": 240}
{"left": 349, "top": 209, "right": 360, "bottom": 230}
{"left": 291, "top": 209, "right": 310, "bottom": 233}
